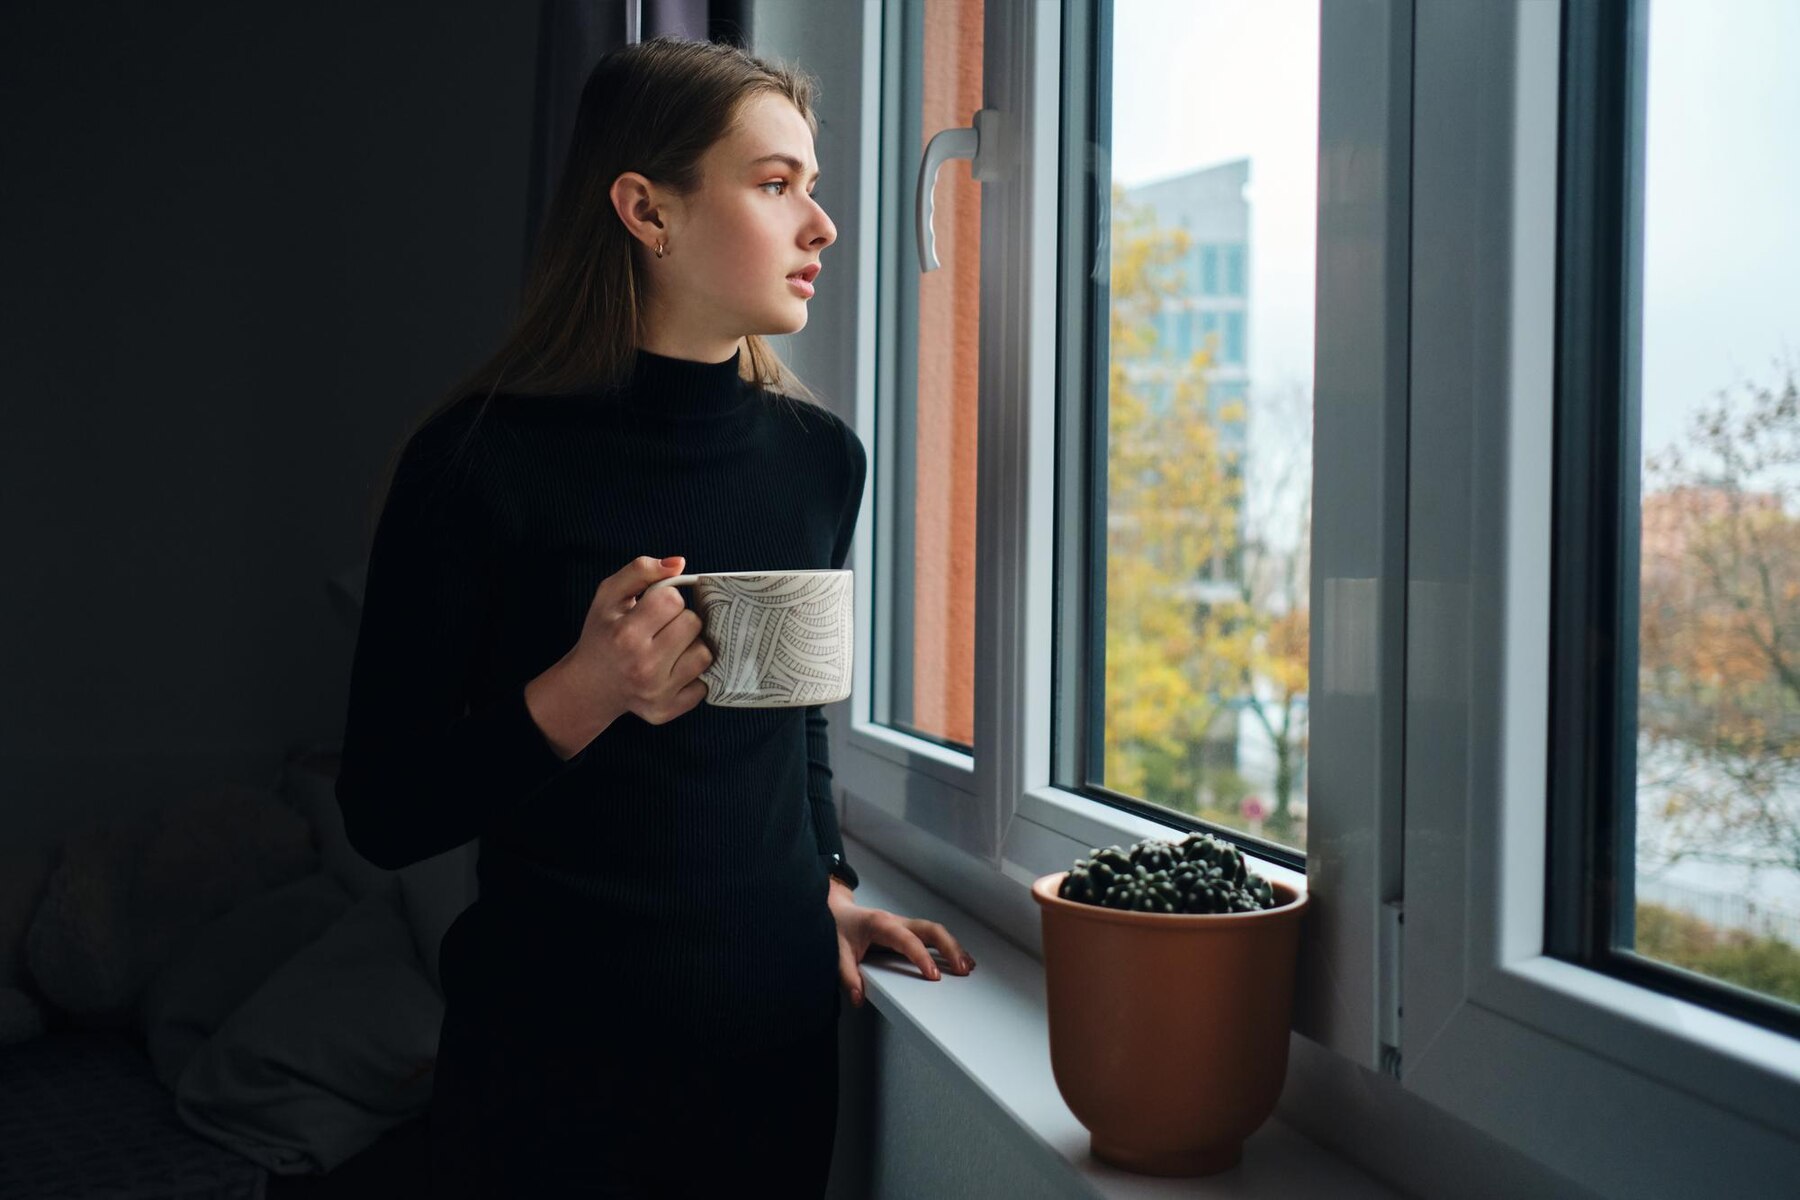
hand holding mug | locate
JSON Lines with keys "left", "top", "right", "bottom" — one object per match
{"left": 561, "top": 554, "right": 713, "bottom": 729}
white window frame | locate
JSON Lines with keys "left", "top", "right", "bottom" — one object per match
{"left": 840, "top": 0, "right": 1392, "bottom": 1073}
{"left": 838, "top": 0, "right": 1800, "bottom": 1189}
{"left": 1399, "top": 1, "right": 1800, "bottom": 1193}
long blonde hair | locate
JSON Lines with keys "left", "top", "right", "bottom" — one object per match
{"left": 368, "top": 37, "right": 824, "bottom": 534}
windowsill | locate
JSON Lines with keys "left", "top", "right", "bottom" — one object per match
{"left": 842, "top": 832, "right": 1404, "bottom": 1200}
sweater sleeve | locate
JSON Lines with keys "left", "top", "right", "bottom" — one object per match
{"left": 335, "top": 410, "right": 585, "bottom": 871}
{"left": 805, "top": 418, "right": 870, "bottom": 889}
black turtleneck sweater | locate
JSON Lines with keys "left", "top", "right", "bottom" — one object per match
{"left": 335, "top": 346, "right": 867, "bottom": 1051}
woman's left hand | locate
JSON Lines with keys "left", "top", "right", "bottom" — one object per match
{"left": 828, "top": 877, "right": 976, "bottom": 1008}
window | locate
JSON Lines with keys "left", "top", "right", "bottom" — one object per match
{"left": 849, "top": 0, "right": 1362, "bottom": 1068}
{"left": 1547, "top": 0, "right": 1800, "bottom": 1035}
{"left": 1399, "top": 3, "right": 1798, "bottom": 1193}
{"left": 873, "top": 0, "right": 982, "bottom": 754}
{"left": 1065, "top": 0, "right": 1317, "bottom": 862}
{"left": 1224, "top": 242, "right": 1246, "bottom": 296}
{"left": 1223, "top": 309, "right": 1245, "bottom": 365}
{"left": 837, "top": 0, "right": 1797, "bottom": 1193}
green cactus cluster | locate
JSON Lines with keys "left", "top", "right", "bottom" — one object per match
{"left": 1057, "top": 832, "right": 1277, "bottom": 914}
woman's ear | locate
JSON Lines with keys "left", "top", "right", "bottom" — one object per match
{"left": 610, "top": 171, "right": 677, "bottom": 251}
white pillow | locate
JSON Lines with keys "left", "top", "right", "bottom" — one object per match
{"left": 173, "top": 886, "right": 443, "bottom": 1175}
{"left": 280, "top": 755, "right": 393, "bottom": 903}
{"left": 141, "top": 872, "right": 352, "bottom": 1089}
{"left": 281, "top": 753, "right": 476, "bottom": 995}
{"left": 397, "top": 843, "right": 477, "bottom": 996}
{"left": 26, "top": 785, "right": 316, "bottom": 1019}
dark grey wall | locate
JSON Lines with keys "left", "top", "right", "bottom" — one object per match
{"left": 751, "top": 0, "right": 864, "bottom": 429}
{"left": 0, "top": 1, "right": 541, "bottom": 852}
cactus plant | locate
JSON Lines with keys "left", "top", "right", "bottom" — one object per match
{"left": 1056, "top": 832, "right": 1277, "bottom": 915}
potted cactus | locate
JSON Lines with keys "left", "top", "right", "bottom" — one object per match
{"left": 1031, "top": 832, "right": 1309, "bottom": 1177}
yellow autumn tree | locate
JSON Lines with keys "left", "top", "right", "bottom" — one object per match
{"left": 1102, "top": 184, "right": 1253, "bottom": 811}
{"left": 1102, "top": 184, "right": 1312, "bottom": 843}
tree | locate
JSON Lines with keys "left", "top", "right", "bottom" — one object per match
{"left": 1234, "top": 380, "right": 1312, "bottom": 833}
{"left": 1102, "top": 184, "right": 1313, "bottom": 845}
{"left": 1102, "top": 184, "right": 1246, "bottom": 807}
{"left": 1638, "top": 359, "right": 1800, "bottom": 882}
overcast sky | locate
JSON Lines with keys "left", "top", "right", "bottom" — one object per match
{"left": 1108, "top": 0, "right": 1799, "bottom": 482}
{"left": 1641, "top": 0, "right": 1799, "bottom": 472}
{"left": 1110, "top": 0, "right": 1318, "bottom": 408}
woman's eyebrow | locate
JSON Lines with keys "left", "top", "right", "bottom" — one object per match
{"left": 748, "top": 152, "right": 821, "bottom": 184}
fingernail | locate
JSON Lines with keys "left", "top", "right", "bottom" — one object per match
{"left": 662, "top": 556, "right": 681, "bottom": 566}
{"left": 961, "top": 957, "right": 973, "bottom": 971}
{"left": 929, "top": 966, "right": 940, "bottom": 980}
{"left": 852, "top": 991, "right": 862, "bottom": 1005}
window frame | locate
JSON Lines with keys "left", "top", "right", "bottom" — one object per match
{"left": 839, "top": 0, "right": 1395, "bottom": 1071}
{"left": 839, "top": 1, "right": 1800, "bottom": 1181}
{"left": 1543, "top": 0, "right": 1800, "bottom": 1044}
{"left": 1397, "top": 1, "right": 1800, "bottom": 1191}
{"left": 844, "top": 0, "right": 1066, "bottom": 942}
{"left": 845, "top": 0, "right": 987, "bottom": 869}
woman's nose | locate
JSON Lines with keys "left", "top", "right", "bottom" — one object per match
{"left": 809, "top": 206, "right": 836, "bottom": 248}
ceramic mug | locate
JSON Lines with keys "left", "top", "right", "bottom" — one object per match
{"left": 641, "top": 569, "right": 854, "bottom": 708}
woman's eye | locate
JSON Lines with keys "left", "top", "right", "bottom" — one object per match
{"left": 761, "top": 180, "right": 787, "bottom": 195}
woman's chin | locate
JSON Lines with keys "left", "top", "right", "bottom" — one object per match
{"left": 766, "top": 307, "right": 809, "bottom": 335}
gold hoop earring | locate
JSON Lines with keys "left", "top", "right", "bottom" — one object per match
{"left": 655, "top": 240, "right": 666, "bottom": 259}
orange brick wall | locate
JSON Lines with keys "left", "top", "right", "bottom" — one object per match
{"left": 912, "top": 0, "right": 982, "bottom": 747}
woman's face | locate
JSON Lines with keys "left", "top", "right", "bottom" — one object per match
{"left": 619, "top": 92, "right": 837, "bottom": 360}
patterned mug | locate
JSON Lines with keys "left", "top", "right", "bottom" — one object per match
{"left": 641, "top": 569, "right": 854, "bottom": 708}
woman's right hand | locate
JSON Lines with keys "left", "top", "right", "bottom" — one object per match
{"left": 575, "top": 555, "right": 714, "bottom": 727}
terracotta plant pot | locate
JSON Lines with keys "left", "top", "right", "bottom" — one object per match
{"left": 1030, "top": 871, "right": 1309, "bottom": 1177}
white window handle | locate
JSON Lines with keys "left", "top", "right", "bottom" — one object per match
{"left": 915, "top": 108, "right": 1010, "bottom": 273}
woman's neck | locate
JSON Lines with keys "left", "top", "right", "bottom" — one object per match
{"left": 637, "top": 330, "right": 744, "bottom": 364}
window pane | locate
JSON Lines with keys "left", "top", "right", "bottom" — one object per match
{"left": 881, "top": 0, "right": 980, "bottom": 751}
{"left": 1632, "top": 0, "right": 1800, "bottom": 1009}
{"left": 1098, "top": 0, "right": 1317, "bottom": 855}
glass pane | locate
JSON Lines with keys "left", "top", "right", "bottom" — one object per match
{"left": 1632, "top": 0, "right": 1800, "bottom": 1009}
{"left": 1099, "top": 0, "right": 1318, "bottom": 855}
{"left": 883, "top": 0, "right": 980, "bottom": 752}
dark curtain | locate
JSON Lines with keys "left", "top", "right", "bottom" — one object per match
{"left": 522, "top": 0, "right": 754, "bottom": 282}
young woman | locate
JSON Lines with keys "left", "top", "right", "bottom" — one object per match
{"left": 335, "top": 36, "right": 975, "bottom": 1199}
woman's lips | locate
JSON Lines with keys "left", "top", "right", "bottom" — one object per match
{"left": 786, "top": 274, "right": 815, "bottom": 297}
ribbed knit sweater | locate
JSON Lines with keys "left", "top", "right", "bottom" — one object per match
{"left": 335, "top": 345, "right": 867, "bottom": 1051}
